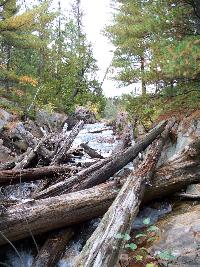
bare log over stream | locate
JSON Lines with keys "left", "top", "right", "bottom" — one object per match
{"left": 74, "top": 120, "right": 173, "bottom": 267}
{"left": 0, "top": 166, "right": 74, "bottom": 186}
{"left": 51, "top": 120, "right": 84, "bottom": 165}
{"left": 1, "top": 149, "right": 200, "bottom": 245}
{"left": 34, "top": 121, "right": 167, "bottom": 199}
{"left": 31, "top": 228, "right": 74, "bottom": 267}
{"left": 16, "top": 122, "right": 52, "bottom": 161}
{"left": 34, "top": 156, "right": 113, "bottom": 199}
{"left": 72, "top": 120, "right": 167, "bottom": 191}
{"left": 80, "top": 143, "right": 104, "bottom": 159}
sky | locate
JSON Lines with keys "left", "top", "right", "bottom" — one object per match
{"left": 59, "top": 0, "right": 137, "bottom": 97}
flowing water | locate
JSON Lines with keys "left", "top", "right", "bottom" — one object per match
{"left": 0, "top": 122, "right": 172, "bottom": 267}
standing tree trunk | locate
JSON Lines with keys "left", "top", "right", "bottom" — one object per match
{"left": 141, "top": 55, "right": 146, "bottom": 95}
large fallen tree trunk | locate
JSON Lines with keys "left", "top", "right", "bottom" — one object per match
{"left": 74, "top": 120, "right": 167, "bottom": 191}
{"left": 31, "top": 228, "right": 74, "bottom": 267}
{"left": 0, "top": 166, "right": 74, "bottom": 186}
{"left": 74, "top": 121, "right": 173, "bottom": 267}
{"left": 1, "top": 147, "right": 200, "bottom": 245}
{"left": 34, "top": 121, "right": 167, "bottom": 199}
{"left": 34, "top": 156, "right": 113, "bottom": 199}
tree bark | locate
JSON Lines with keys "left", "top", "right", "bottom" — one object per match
{"left": 74, "top": 121, "right": 172, "bottom": 267}
{"left": 34, "top": 121, "right": 167, "bottom": 199}
{"left": 16, "top": 122, "right": 52, "bottom": 161}
{"left": 80, "top": 143, "right": 104, "bottom": 159}
{"left": 0, "top": 166, "right": 73, "bottom": 186}
{"left": 34, "top": 156, "right": 113, "bottom": 199}
{"left": 71, "top": 120, "right": 167, "bottom": 191}
{"left": 51, "top": 120, "right": 84, "bottom": 165}
{"left": 31, "top": 228, "right": 74, "bottom": 267}
{"left": 0, "top": 149, "right": 31, "bottom": 170}
{"left": 0, "top": 140, "right": 199, "bottom": 246}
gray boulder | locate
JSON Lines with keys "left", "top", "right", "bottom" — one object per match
{"left": 36, "top": 110, "right": 68, "bottom": 132}
{"left": 67, "top": 106, "right": 96, "bottom": 130}
{"left": 0, "top": 108, "right": 14, "bottom": 133}
{"left": 150, "top": 204, "right": 200, "bottom": 266}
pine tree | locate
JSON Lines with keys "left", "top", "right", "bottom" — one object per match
{"left": 38, "top": 0, "right": 105, "bottom": 113}
{"left": 106, "top": 0, "right": 200, "bottom": 93}
{"left": 0, "top": 0, "right": 54, "bottom": 92}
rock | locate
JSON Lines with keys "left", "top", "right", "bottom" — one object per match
{"left": 67, "top": 106, "right": 96, "bottom": 130}
{"left": 150, "top": 204, "right": 200, "bottom": 266}
{"left": 0, "top": 139, "right": 14, "bottom": 163}
{"left": 24, "top": 119, "right": 43, "bottom": 138}
{"left": 36, "top": 110, "right": 68, "bottom": 132}
{"left": 158, "top": 116, "right": 200, "bottom": 166}
{"left": 0, "top": 108, "right": 14, "bottom": 133}
{"left": 186, "top": 184, "right": 200, "bottom": 195}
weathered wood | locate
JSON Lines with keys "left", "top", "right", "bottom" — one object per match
{"left": 71, "top": 120, "right": 167, "bottom": 191}
{"left": 34, "top": 121, "right": 167, "bottom": 199}
{"left": 31, "top": 228, "right": 74, "bottom": 267}
{"left": 51, "top": 120, "right": 84, "bottom": 165}
{"left": 80, "top": 143, "right": 104, "bottom": 159}
{"left": 1, "top": 141, "right": 199, "bottom": 245}
{"left": 13, "top": 147, "right": 35, "bottom": 170}
{"left": 0, "top": 166, "right": 73, "bottom": 186}
{"left": 74, "top": 121, "right": 172, "bottom": 267}
{"left": 0, "top": 149, "right": 31, "bottom": 170}
{"left": 16, "top": 122, "right": 52, "bottom": 161}
{"left": 34, "top": 156, "right": 113, "bottom": 199}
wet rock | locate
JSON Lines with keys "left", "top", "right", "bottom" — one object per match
{"left": 185, "top": 184, "right": 200, "bottom": 195}
{"left": 150, "top": 204, "right": 200, "bottom": 266}
{"left": 131, "top": 202, "right": 172, "bottom": 230}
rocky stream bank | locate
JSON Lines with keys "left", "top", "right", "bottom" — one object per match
{"left": 0, "top": 108, "right": 200, "bottom": 267}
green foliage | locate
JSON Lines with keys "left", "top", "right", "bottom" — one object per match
{"left": 106, "top": 0, "right": 199, "bottom": 88}
{"left": 158, "top": 250, "right": 177, "bottom": 261}
{"left": 147, "top": 226, "right": 159, "bottom": 233}
{"left": 143, "top": 218, "right": 151, "bottom": 225}
{"left": 125, "top": 243, "right": 137, "bottom": 251}
{"left": 120, "top": 82, "right": 200, "bottom": 127}
{"left": 146, "top": 263, "right": 157, "bottom": 267}
{"left": 0, "top": 0, "right": 105, "bottom": 117}
{"left": 135, "top": 233, "right": 147, "bottom": 238}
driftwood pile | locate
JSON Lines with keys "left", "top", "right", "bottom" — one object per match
{"left": 0, "top": 117, "right": 200, "bottom": 267}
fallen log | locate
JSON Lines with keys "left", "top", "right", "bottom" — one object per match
{"left": 71, "top": 120, "right": 167, "bottom": 191}
{"left": 34, "top": 156, "right": 113, "bottom": 199}
{"left": 34, "top": 121, "right": 167, "bottom": 199}
{"left": 0, "top": 166, "right": 74, "bottom": 186}
{"left": 51, "top": 120, "right": 84, "bottom": 165}
{"left": 80, "top": 143, "right": 104, "bottom": 159}
{"left": 13, "top": 147, "right": 35, "bottom": 170}
{"left": 31, "top": 228, "right": 74, "bottom": 267}
{"left": 74, "top": 121, "right": 172, "bottom": 267}
{"left": 0, "top": 149, "right": 31, "bottom": 170}
{"left": 1, "top": 150, "right": 199, "bottom": 245}
{"left": 16, "top": 122, "right": 52, "bottom": 161}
